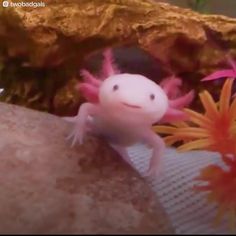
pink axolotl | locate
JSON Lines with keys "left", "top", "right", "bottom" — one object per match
{"left": 63, "top": 49, "right": 194, "bottom": 177}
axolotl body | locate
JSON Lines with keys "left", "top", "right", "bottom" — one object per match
{"left": 64, "top": 49, "right": 194, "bottom": 177}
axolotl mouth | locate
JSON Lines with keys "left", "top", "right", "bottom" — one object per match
{"left": 121, "top": 102, "right": 142, "bottom": 109}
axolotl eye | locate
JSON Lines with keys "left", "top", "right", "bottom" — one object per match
{"left": 113, "top": 84, "right": 119, "bottom": 91}
{"left": 150, "top": 94, "right": 155, "bottom": 101}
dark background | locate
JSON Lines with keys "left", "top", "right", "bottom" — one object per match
{"left": 163, "top": 0, "right": 236, "bottom": 17}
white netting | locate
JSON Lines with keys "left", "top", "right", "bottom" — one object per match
{"left": 127, "top": 144, "right": 236, "bottom": 234}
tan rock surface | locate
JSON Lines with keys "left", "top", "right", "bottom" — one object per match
{"left": 0, "top": 102, "right": 173, "bottom": 234}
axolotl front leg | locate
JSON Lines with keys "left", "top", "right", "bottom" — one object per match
{"left": 63, "top": 103, "right": 99, "bottom": 146}
{"left": 143, "top": 130, "right": 166, "bottom": 177}
{"left": 109, "top": 130, "right": 165, "bottom": 178}
{"left": 64, "top": 104, "right": 165, "bottom": 178}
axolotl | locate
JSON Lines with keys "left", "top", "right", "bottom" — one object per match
{"left": 63, "top": 49, "right": 194, "bottom": 177}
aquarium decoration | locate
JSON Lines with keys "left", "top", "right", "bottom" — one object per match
{"left": 187, "top": 0, "right": 209, "bottom": 13}
{"left": 153, "top": 76, "right": 236, "bottom": 228}
{"left": 1, "top": 0, "right": 236, "bottom": 232}
{"left": 1, "top": 0, "right": 236, "bottom": 115}
{"left": 202, "top": 56, "right": 236, "bottom": 82}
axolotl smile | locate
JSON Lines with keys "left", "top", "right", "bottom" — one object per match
{"left": 121, "top": 102, "right": 142, "bottom": 109}
{"left": 98, "top": 73, "right": 169, "bottom": 124}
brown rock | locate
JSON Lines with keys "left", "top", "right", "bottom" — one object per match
{"left": 1, "top": 0, "right": 236, "bottom": 69}
{"left": 0, "top": 0, "right": 236, "bottom": 114}
{"left": 0, "top": 102, "right": 173, "bottom": 234}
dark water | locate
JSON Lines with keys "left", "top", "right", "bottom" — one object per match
{"left": 165, "top": 0, "right": 236, "bottom": 17}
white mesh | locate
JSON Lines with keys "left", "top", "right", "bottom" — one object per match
{"left": 127, "top": 145, "right": 236, "bottom": 234}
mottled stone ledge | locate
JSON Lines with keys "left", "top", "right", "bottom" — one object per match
{"left": 0, "top": 102, "right": 173, "bottom": 234}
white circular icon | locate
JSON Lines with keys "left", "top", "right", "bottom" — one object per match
{"left": 3, "top": 1, "right": 9, "bottom": 8}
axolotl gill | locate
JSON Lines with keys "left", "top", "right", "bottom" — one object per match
{"left": 63, "top": 49, "right": 194, "bottom": 177}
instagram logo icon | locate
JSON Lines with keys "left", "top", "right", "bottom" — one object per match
{"left": 2, "top": 1, "right": 9, "bottom": 7}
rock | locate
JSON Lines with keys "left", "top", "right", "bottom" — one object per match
{"left": 0, "top": 102, "right": 173, "bottom": 234}
{"left": 1, "top": 0, "right": 236, "bottom": 69}
{"left": 0, "top": 0, "right": 236, "bottom": 114}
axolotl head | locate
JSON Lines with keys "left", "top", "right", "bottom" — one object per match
{"left": 99, "top": 73, "right": 169, "bottom": 125}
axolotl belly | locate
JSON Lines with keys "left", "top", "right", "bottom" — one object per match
{"left": 89, "top": 114, "right": 146, "bottom": 146}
